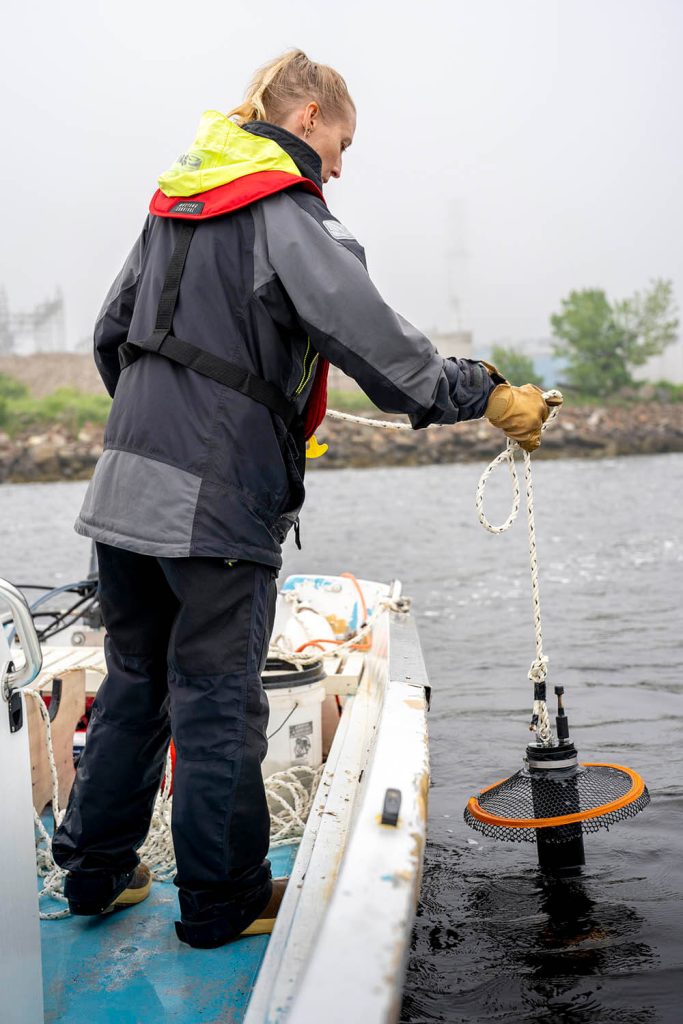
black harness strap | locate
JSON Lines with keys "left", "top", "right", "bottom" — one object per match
{"left": 151, "top": 221, "right": 195, "bottom": 344}
{"left": 119, "top": 222, "right": 296, "bottom": 428}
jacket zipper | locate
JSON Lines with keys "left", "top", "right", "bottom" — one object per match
{"left": 295, "top": 337, "right": 319, "bottom": 397}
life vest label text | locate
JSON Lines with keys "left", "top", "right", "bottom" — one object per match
{"left": 170, "top": 200, "right": 205, "bottom": 215}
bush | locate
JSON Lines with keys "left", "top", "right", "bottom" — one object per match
{"left": 489, "top": 345, "right": 545, "bottom": 387}
{"left": 327, "top": 387, "right": 375, "bottom": 413}
{"left": 650, "top": 379, "right": 683, "bottom": 402}
{"left": 0, "top": 373, "right": 29, "bottom": 401}
{"left": 0, "top": 377, "right": 111, "bottom": 435}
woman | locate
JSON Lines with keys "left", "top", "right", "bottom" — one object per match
{"left": 52, "top": 49, "right": 555, "bottom": 948}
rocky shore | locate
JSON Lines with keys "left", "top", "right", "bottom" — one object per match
{"left": 1, "top": 403, "right": 682, "bottom": 484}
{"left": 312, "top": 403, "right": 683, "bottom": 469}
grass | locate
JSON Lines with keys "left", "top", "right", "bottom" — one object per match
{"left": 0, "top": 374, "right": 111, "bottom": 436}
{"left": 0, "top": 370, "right": 679, "bottom": 438}
{"left": 326, "top": 387, "right": 376, "bottom": 413}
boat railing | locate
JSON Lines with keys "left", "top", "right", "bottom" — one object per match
{"left": 0, "top": 578, "right": 43, "bottom": 698}
{"left": 0, "top": 577, "right": 45, "bottom": 1024}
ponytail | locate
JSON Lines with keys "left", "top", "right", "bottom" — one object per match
{"left": 228, "top": 49, "right": 354, "bottom": 127}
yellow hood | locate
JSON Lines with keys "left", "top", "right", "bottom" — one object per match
{"left": 158, "top": 110, "right": 301, "bottom": 198}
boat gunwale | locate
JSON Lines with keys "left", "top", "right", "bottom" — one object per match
{"left": 245, "top": 601, "right": 431, "bottom": 1024}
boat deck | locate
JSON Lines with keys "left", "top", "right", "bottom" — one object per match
{"left": 41, "top": 844, "right": 297, "bottom": 1024}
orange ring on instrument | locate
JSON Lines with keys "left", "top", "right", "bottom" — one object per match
{"left": 466, "top": 762, "right": 646, "bottom": 829}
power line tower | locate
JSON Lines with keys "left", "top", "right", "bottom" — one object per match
{"left": 0, "top": 287, "right": 13, "bottom": 355}
{"left": 0, "top": 288, "right": 66, "bottom": 353}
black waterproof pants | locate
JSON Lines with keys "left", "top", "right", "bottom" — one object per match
{"left": 52, "top": 542, "right": 277, "bottom": 944}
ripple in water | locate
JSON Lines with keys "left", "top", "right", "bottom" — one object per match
{"left": 1, "top": 455, "right": 682, "bottom": 1023}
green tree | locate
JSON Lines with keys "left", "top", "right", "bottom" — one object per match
{"left": 550, "top": 279, "right": 679, "bottom": 398}
{"left": 490, "top": 345, "right": 545, "bottom": 387}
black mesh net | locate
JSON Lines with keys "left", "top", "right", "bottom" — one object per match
{"left": 464, "top": 764, "right": 650, "bottom": 844}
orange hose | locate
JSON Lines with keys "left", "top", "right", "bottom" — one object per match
{"left": 294, "top": 574, "right": 372, "bottom": 657}
{"left": 295, "top": 637, "right": 370, "bottom": 653}
{"left": 340, "top": 571, "right": 368, "bottom": 624}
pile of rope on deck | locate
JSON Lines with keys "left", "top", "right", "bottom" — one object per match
{"left": 29, "top": 688, "right": 323, "bottom": 920}
{"left": 137, "top": 756, "right": 324, "bottom": 885}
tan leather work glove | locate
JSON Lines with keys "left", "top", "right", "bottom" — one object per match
{"left": 480, "top": 363, "right": 564, "bottom": 453}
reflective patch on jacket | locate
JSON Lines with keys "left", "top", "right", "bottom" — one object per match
{"left": 323, "top": 219, "right": 357, "bottom": 242}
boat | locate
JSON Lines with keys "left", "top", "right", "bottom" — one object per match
{"left": 0, "top": 565, "right": 431, "bottom": 1023}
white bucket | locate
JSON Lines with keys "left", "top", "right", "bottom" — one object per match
{"left": 261, "top": 661, "right": 326, "bottom": 778}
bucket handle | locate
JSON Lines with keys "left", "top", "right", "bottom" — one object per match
{"left": 267, "top": 701, "right": 299, "bottom": 741}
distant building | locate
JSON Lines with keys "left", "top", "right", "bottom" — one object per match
{"left": 0, "top": 288, "right": 66, "bottom": 354}
{"left": 475, "top": 336, "right": 563, "bottom": 387}
{"left": 428, "top": 330, "right": 473, "bottom": 360}
{"left": 477, "top": 333, "right": 683, "bottom": 386}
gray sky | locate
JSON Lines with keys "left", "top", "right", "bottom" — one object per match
{"left": 2, "top": 0, "right": 681, "bottom": 358}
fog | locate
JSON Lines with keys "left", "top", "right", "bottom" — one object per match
{"left": 2, "top": 0, "right": 681, "bottom": 359}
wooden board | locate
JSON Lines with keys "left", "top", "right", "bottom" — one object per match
{"left": 26, "top": 670, "right": 86, "bottom": 814}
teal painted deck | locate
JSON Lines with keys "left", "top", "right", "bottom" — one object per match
{"left": 41, "top": 844, "right": 297, "bottom": 1024}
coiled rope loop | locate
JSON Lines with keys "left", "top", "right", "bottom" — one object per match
{"left": 474, "top": 391, "right": 563, "bottom": 745}
{"left": 326, "top": 395, "right": 563, "bottom": 745}
{"left": 25, "top": 688, "right": 70, "bottom": 919}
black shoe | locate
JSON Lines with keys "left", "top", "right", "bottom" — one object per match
{"left": 66, "top": 863, "right": 152, "bottom": 916}
{"left": 175, "top": 878, "right": 286, "bottom": 949}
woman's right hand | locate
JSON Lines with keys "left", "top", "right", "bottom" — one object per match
{"left": 485, "top": 381, "right": 563, "bottom": 452}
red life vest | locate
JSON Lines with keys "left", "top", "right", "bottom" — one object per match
{"left": 150, "top": 170, "right": 329, "bottom": 440}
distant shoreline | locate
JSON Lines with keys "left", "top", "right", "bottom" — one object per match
{"left": 1, "top": 404, "right": 682, "bottom": 484}
{"left": 1, "top": 354, "right": 682, "bottom": 483}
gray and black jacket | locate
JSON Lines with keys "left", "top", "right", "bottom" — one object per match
{"left": 76, "top": 120, "right": 493, "bottom": 567}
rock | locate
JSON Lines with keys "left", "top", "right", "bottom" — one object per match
{"left": 1, "top": 403, "right": 683, "bottom": 482}
{"left": 29, "top": 441, "right": 59, "bottom": 467}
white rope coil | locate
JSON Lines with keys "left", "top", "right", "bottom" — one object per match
{"left": 25, "top": 689, "right": 69, "bottom": 919}
{"left": 266, "top": 765, "right": 324, "bottom": 847}
{"left": 327, "top": 395, "right": 563, "bottom": 746}
{"left": 138, "top": 748, "right": 175, "bottom": 881}
{"left": 137, "top": 763, "right": 325, "bottom": 879}
{"left": 474, "top": 392, "right": 563, "bottom": 746}
{"left": 267, "top": 593, "right": 410, "bottom": 668}
{"left": 30, "top": 696, "right": 325, "bottom": 914}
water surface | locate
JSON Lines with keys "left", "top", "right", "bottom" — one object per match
{"left": 2, "top": 453, "right": 681, "bottom": 1023}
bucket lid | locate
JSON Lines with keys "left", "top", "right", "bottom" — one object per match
{"left": 262, "top": 657, "right": 326, "bottom": 691}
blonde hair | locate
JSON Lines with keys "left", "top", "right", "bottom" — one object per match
{"left": 228, "top": 49, "right": 354, "bottom": 127}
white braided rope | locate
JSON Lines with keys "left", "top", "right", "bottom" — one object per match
{"left": 326, "top": 409, "right": 413, "bottom": 430}
{"left": 474, "top": 392, "right": 563, "bottom": 745}
{"left": 138, "top": 749, "right": 175, "bottom": 881}
{"left": 134, "top": 764, "right": 325, "bottom": 880}
{"left": 327, "top": 398, "right": 562, "bottom": 745}
{"left": 29, "top": 697, "right": 326, "bottom": 910}
{"left": 24, "top": 689, "right": 70, "bottom": 919}
{"left": 267, "top": 593, "right": 410, "bottom": 668}
{"left": 137, "top": 763, "right": 325, "bottom": 879}
{"left": 266, "top": 765, "right": 324, "bottom": 846}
